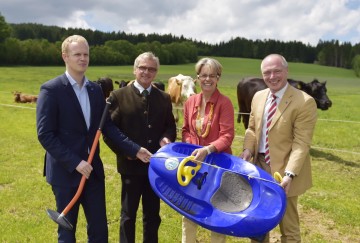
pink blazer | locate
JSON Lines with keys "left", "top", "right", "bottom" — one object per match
{"left": 182, "top": 89, "right": 234, "bottom": 154}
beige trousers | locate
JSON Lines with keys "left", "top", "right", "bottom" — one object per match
{"left": 182, "top": 216, "right": 226, "bottom": 243}
{"left": 250, "top": 154, "right": 301, "bottom": 243}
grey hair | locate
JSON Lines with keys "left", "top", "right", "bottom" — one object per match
{"left": 261, "top": 54, "right": 288, "bottom": 70}
{"left": 133, "top": 52, "right": 160, "bottom": 70}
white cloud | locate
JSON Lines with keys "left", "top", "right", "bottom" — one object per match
{"left": 1, "top": 0, "right": 360, "bottom": 46}
{"left": 63, "top": 11, "right": 93, "bottom": 30}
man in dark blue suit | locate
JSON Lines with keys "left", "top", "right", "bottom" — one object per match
{"left": 36, "top": 35, "right": 152, "bottom": 243}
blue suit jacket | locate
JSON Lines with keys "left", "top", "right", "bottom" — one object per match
{"left": 36, "top": 74, "right": 140, "bottom": 187}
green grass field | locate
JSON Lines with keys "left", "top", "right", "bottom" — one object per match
{"left": 0, "top": 57, "right": 359, "bottom": 242}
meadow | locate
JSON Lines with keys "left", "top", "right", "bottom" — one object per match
{"left": 0, "top": 57, "right": 359, "bottom": 242}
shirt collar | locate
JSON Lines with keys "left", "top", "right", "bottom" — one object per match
{"left": 134, "top": 80, "right": 152, "bottom": 94}
{"left": 65, "top": 71, "right": 89, "bottom": 87}
{"left": 269, "top": 82, "right": 288, "bottom": 100}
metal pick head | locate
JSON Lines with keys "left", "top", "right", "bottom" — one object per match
{"left": 46, "top": 209, "right": 73, "bottom": 231}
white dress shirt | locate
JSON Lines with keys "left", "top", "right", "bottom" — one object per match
{"left": 258, "top": 83, "right": 288, "bottom": 153}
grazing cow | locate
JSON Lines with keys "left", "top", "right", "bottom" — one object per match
{"left": 115, "top": 80, "right": 129, "bottom": 88}
{"left": 167, "top": 74, "right": 196, "bottom": 121}
{"left": 115, "top": 80, "right": 165, "bottom": 91}
{"left": 237, "top": 78, "right": 332, "bottom": 128}
{"left": 96, "top": 77, "right": 114, "bottom": 98}
{"left": 13, "top": 91, "right": 38, "bottom": 103}
{"left": 152, "top": 81, "right": 165, "bottom": 91}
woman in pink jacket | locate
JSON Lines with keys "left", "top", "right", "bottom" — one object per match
{"left": 181, "top": 57, "right": 235, "bottom": 243}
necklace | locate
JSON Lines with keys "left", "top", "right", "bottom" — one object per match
{"left": 196, "top": 102, "right": 214, "bottom": 138}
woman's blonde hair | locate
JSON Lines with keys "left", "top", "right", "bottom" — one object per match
{"left": 195, "top": 57, "right": 223, "bottom": 76}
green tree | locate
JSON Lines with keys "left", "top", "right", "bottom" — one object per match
{"left": 105, "top": 40, "right": 136, "bottom": 63}
{"left": 1, "top": 38, "right": 24, "bottom": 64}
{"left": 90, "top": 45, "right": 127, "bottom": 65}
{"left": 0, "top": 13, "right": 12, "bottom": 42}
{"left": 352, "top": 54, "right": 360, "bottom": 77}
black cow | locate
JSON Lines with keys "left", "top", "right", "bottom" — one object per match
{"left": 114, "top": 80, "right": 129, "bottom": 88}
{"left": 237, "top": 78, "right": 332, "bottom": 129}
{"left": 152, "top": 81, "right": 165, "bottom": 91}
{"left": 115, "top": 80, "right": 165, "bottom": 91}
{"left": 96, "top": 77, "right": 114, "bottom": 98}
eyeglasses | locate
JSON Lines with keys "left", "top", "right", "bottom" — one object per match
{"left": 197, "top": 74, "right": 219, "bottom": 80}
{"left": 137, "top": 66, "right": 157, "bottom": 73}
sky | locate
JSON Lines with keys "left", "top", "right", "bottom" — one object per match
{"left": 1, "top": 0, "right": 360, "bottom": 46}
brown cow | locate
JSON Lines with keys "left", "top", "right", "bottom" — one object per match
{"left": 13, "top": 91, "right": 38, "bottom": 103}
{"left": 167, "top": 74, "right": 196, "bottom": 121}
{"left": 237, "top": 78, "right": 332, "bottom": 129}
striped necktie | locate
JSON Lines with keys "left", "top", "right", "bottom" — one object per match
{"left": 264, "top": 94, "right": 277, "bottom": 166}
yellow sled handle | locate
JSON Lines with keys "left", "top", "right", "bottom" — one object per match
{"left": 273, "top": 172, "right": 283, "bottom": 183}
{"left": 177, "top": 156, "right": 202, "bottom": 186}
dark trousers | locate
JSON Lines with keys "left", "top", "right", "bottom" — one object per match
{"left": 51, "top": 175, "right": 108, "bottom": 243}
{"left": 120, "top": 174, "right": 161, "bottom": 243}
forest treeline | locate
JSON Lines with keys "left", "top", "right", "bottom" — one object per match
{"left": 1, "top": 14, "right": 360, "bottom": 76}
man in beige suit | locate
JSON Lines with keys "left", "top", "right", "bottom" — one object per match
{"left": 240, "top": 54, "right": 317, "bottom": 243}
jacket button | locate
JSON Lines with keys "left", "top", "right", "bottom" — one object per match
{"left": 148, "top": 140, "right": 152, "bottom": 143}
{"left": 144, "top": 111, "right": 148, "bottom": 115}
{"left": 148, "top": 124, "right": 152, "bottom": 128}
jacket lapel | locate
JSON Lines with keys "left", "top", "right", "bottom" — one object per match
{"left": 269, "top": 85, "right": 293, "bottom": 129}
{"left": 62, "top": 74, "right": 89, "bottom": 130}
{"left": 256, "top": 90, "right": 268, "bottom": 132}
{"left": 86, "top": 81, "right": 98, "bottom": 131}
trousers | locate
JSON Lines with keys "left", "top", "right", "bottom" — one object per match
{"left": 181, "top": 216, "right": 226, "bottom": 243}
{"left": 251, "top": 153, "right": 301, "bottom": 243}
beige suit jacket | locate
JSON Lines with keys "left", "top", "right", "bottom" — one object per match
{"left": 244, "top": 85, "right": 317, "bottom": 197}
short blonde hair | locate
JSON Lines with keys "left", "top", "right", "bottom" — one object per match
{"left": 61, "top": 35, "right": 89, "bottom": 54}
{"left": 133, "top": 52, "right": 160, "bottom": 70}
{"left": 195, "top": 57, "right": 223, "bottom": 76}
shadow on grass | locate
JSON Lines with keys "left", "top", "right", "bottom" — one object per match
{"left": 310, "top": 148, "right": 360, "bottom": 168}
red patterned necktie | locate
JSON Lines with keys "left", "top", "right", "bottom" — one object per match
{"left": 264, "top": 94, "right": 277, "bottom": 166}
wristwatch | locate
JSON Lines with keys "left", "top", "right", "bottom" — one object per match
{"left": 284, "top": 171, "right": 295, "bottom": 179}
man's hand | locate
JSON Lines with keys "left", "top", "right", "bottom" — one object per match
{"left": 281, "top": 176, "right": 293, "bottom": 195}
{"left": 239, "top": 148, "right": 252, "bottom": 161}
{"left": 136, "top": 147, "right": 153, "bottom": 163}
{"left": 75, "top": 160, "right": 93, "bottom": 179}
{"left": 159, "top": 137, "right": 171, "bottom": 147}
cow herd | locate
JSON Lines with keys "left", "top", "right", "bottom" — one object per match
{"left": 95, "top": 78, "right": 166, "bottom": 99}
{"left": 164, "top": 75, "right": 331, "bottom": 127}
{"left": 13, "top": 76, "right": 332, "bottom": 127}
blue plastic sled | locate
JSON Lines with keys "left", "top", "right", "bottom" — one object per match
{"left": 148, "top": 142, "right": 287, "bottom": 238}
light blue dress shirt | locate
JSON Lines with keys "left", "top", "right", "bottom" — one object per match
{"left": 66, "top": 71, "right": 91, "bottom": 129}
